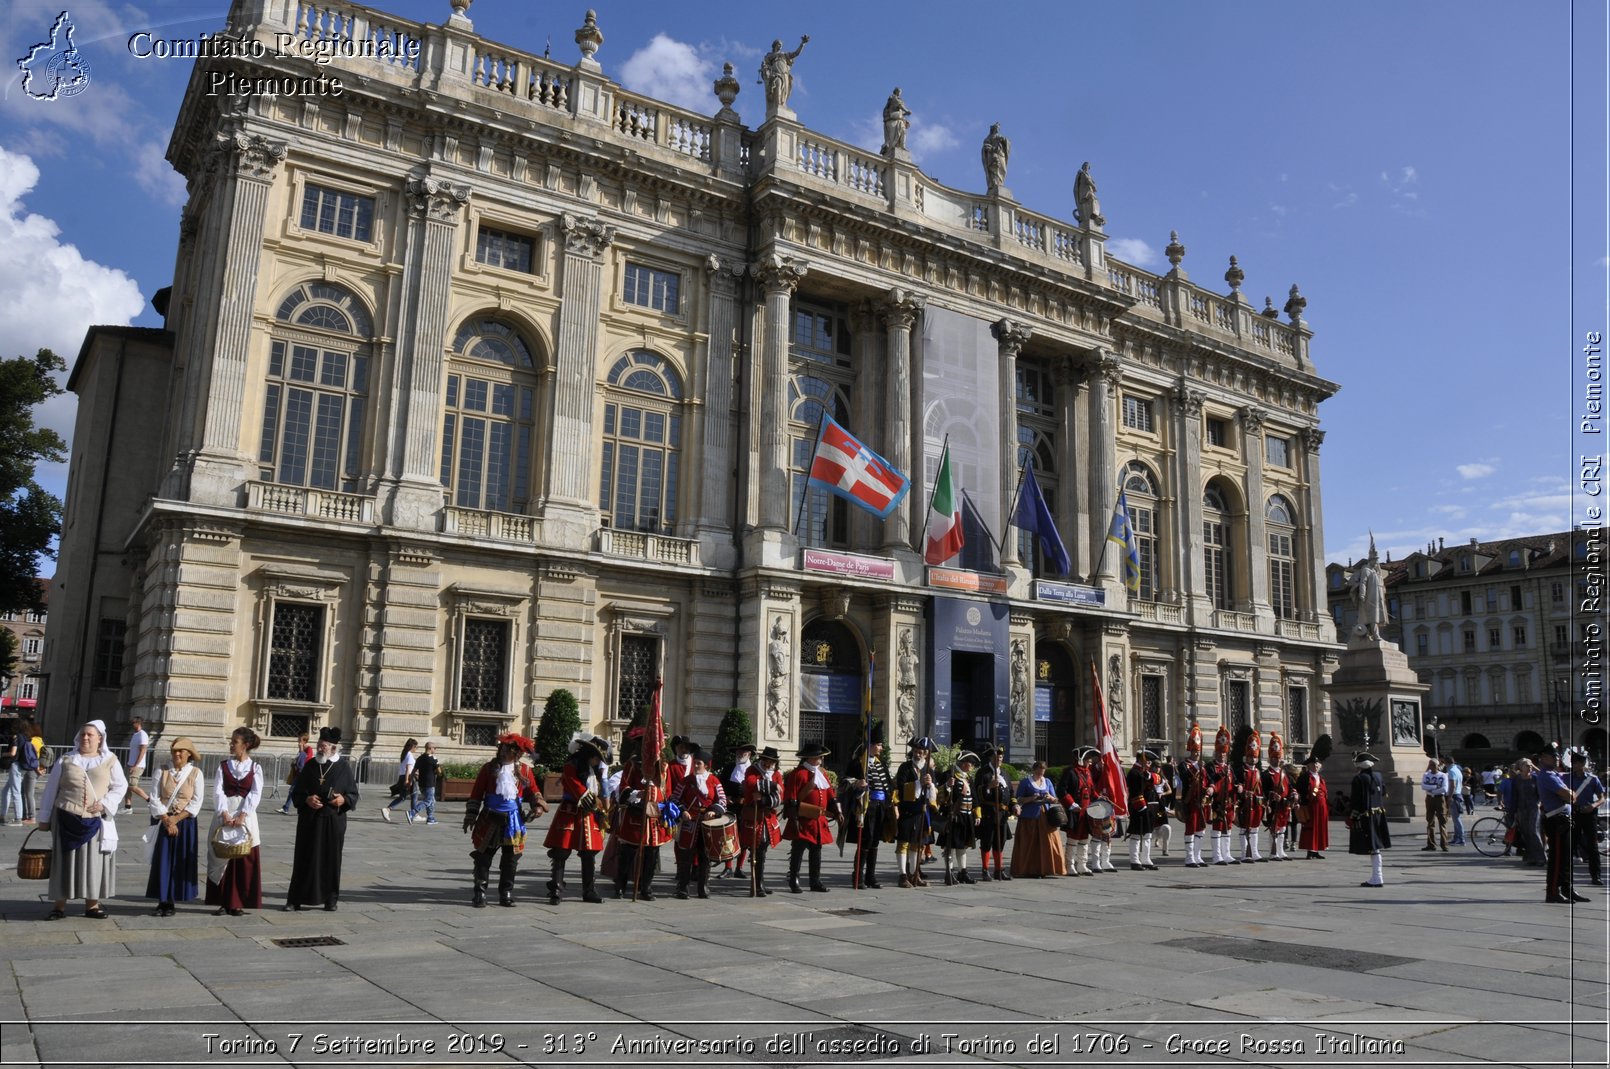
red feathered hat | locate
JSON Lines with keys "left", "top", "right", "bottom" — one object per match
{"left": 497, "top": 732, "right": 535, "bottom": 754}
{"left": 1186, "top": 722, "right": 1203, "bottom": 756}
{"left": 1268, "top": 731, "right": 1284, "bottom": 765}
{"left": 1213, "top": 724, "right": 1231, "bottom": 759}
{"left": 1245, "top": 728, "right": 1262, "bottom": 760}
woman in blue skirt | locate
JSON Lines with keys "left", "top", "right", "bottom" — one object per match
{"left": 144, "top": 737, "right": 205, "bottom": 916}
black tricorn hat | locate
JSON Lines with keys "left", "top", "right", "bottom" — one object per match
{"left": 797, "top": 742, "right": 830, "bottom": 759}
{"left": 670, "top": 734, "right": 693, "bottom": 751}
{"left": 1354, "top": 750, "right": 1378, "bottom": 764}
{"left": 757, "top": 746, "right": 782, "bottom": 763}
{"left": 978, "top": 744, "right": 999, "bottom": 761}
{"left": 1136, "top": 747, "right": 1160, "bottom": 762}
{"left": 318, "top": 726, "right": 342, "bottom": 744}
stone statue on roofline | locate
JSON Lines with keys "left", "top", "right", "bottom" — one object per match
{"left": 760, "top": 35, "right": 809, "bottom": 115}
{"left": 1348, "top": 533, "right": 1390, "bottom": 642}
{"left": 882, "top": 87, "right": 911, "bottom": 155}
{"left": 981, "top": 123, "right": 1010, "bottom": 192}
{"left": 1074, "top": 161, "right": 1105, "bottom": 228}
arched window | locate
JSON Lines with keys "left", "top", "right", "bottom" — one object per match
{"left": 599, "top": 350, "right": 684, "bottom": 532}
{"left": 1460, "top": 733, "right": 1491, "bottom": 749}
{"left": 259, "top": 281, "right": 374, "bottom": 491}
{"left": 1121, "top": 461, "right": 1160, "bottom": 601}
{"left": 1513, "top": 730, "right": 1545, "bottom": 754}
{"left": 789, "top": 299, "right": 854, "bottom": 549}
{"left": 1266, "top": 494, "right": 1298, "bottom": 620}
{"left": 1015, "top": 425, "right": 1058, "bottom": 573}
{"left": 441, "top": 317, "right": 539, "bottom": 513}
{"left": 1203, "top": 485, "right": 1232, "bottom": 610}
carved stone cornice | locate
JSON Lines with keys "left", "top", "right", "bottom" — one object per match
{"left": 990, "top": 318, "right": 1032, "bottom": 357}
{"left": 217, "top": 132, "right": 288, "bottom": 181}
{"left": 881, "top": 287, "right": 925, "bottom": 331}
{"left": 1239, "top": 405, "right": 1267, "bottom": 439}
{"left": 537, "top": 558, "right": 596, "bottom": 583}
{"left": 753, "top": 254, "right": 809, "bottom": 296}
{"left": 390, "top": 541, "right": 437, "bottom": 568}
{"left": 560, "top": 212, "right": 616, "bottom": 258}
{"left": 185, "top": 520, "right": 242, "bottom": 545}
{"left": 1299, "top": 426, "right": 1325, "bottom": 454}
{"left": 405, "top": 176, "right": 471, "bottom": 222}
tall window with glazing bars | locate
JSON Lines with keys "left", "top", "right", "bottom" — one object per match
{"left": 440, "top": 318, "right": 538, "bottom": 513}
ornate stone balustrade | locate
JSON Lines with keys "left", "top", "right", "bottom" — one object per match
{"left": 441, "top": 506, "right": 539, "bottom": 543}
{"left": 292, "top": 0, "right": 421, "bottom": 71}
{"left": 1276, "top": 618, "right": 1327, "bottom": 641}
{"left": 596, "top": 528, "right": 702, "bottom": 567}
{"left": 247, "top": 480, "right": 375, "bottom": 524}
{"left": 1212, "top": 609, "right": 1258, "bottom": 632}
{"left": 792, "top": 134, "right": 886, "bottom": 199}
{"left": 1131, "top": 600, "right": 1184, "bottom": 624}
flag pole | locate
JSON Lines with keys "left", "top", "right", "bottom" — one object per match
{"left": 852, "top": 652, "right": 873, "bottom": 890}
{"left": 1006, "top": 458, "right": 1031, "bottom": 542}
{"left": 913, "top": 434, "right": 951, "bottom": 554}
{"left": 1091, "top": 487, "right": 1122, "bottom": 582}
{"left": 792, "top": 408, "right": 830, "bottom": 537}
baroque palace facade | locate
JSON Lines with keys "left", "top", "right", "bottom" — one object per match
{"left": 46, "top": 0, "right": 1341, "bottom": 767}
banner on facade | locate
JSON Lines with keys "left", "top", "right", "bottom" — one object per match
{"left": 928, "top": 567, "right": 1009, "bottom": 595}
{"left": 1034, "top": 580, "right": 1106, "bottom": 607}
{"left": 801, "top": 548, "right": 896, "bottom": 581}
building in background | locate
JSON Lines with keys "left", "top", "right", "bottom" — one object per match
{"left": 46, "top": 0, "right": 1341, "bottom": 768}
{"left": 1327, "top": 531, "right": 1600, "bottom": 768}
{"left": 1, "top": 580, "right": 50, "bottom": 719}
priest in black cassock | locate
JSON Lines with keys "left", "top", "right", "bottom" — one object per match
{"left": 284, "top": 726, "right": 359, "bottom": 911}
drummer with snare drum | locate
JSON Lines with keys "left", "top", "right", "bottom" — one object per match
{"left": 671, "top": 746, "right": 727, "bottom": 900}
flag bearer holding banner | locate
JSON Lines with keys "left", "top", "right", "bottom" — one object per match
{"left": 615, "top": 681, "right": 671, "bottom": 902}
{"left": 739, "top": 747, "right": 784, "bottom": 896}
{"left": 1090, "top": 660, "right": 1129, "bottom": 876}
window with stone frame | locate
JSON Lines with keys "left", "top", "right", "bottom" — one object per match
{"left": 265, "top": 602, "right": 324, "bottom": 703}
{"left": 1015, "top": 360, "right": 1060, "bottom": 575}
{"left": 441, "top": 317, "right": 539, "bottom": 514}
{"left": 475, "top": 226, "right": 536, "bottom": 273}
{"left": 599, "top": 351, "right": 684, "bottom": 533}
{"left": 93, "top": 618, "right": 127, "bottom": 689}
{"left": 1266, "top": 494, "right": 1298, "bottom": 620}
{"left": 260, "top": 282, "right": 374, "bottom": 492}
{"left": 1140, "top": 675, "right": 1164, "bottom": 740}
{"left": 788, "top": 298, "right": 854, "bottom": 550}
{"left": 622, "top": 262, "right": 681, "bottom": 314}
{"left": 1287, "top": 684, "right": 1309, "bottom": 744}
{"left": 1122, "top": 394, "right": 1155, "bottom": 433}
{"left": 300, "top": 182, "right": 375, "bottom": 242}
{"left": 1203, "top": 485, "right": 1234, "bottom": 610}
{"left": 269, "top": 713, "right": 310, "bottom": 739}
{"left": 1121, "top": 461, "right": 1162, "bottom": 601}
{"left": 1226, "top": 679, "right": 1250, "bottom": 733}
{"left": 615, "top": 633, "right": 660, "bottom": 723}
{"left": 464, "top": 722, "right": 501, "bottom": 747}
{"left": 458, "top": 618, "right": 510, "bottom": 713}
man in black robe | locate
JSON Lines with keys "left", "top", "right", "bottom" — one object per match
{"left": 285, "top": 726, "right": 359, "bottom": 911}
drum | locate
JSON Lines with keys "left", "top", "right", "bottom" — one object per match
{"left": 1044, "top": 802, "right": 1068, "bottom": 830}
{"left": 701, "top": 815, "right": 739, "bottom": 861}
{"left": 1085, "top": 798, "right": 1116, "bottom": 837}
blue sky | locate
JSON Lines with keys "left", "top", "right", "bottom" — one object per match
{"left": 0, "top": 0, "right": 1601, "bottom": 569}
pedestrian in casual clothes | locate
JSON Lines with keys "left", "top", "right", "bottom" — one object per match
{"left": 1535, "top": 748, "right": 1587, "bottom": 903}
{"left": 381, "top": 738, "right": 418, "bottom": 822}
{"left": 410, "top": 742, "right": 441, "bottom": 825}
{"left": 1567, "top": 749, "right": 1605, "bottom": 887}
{"left": 121, "top": 716, "right": 149, "bottom": 813}
{"left": 279, "top": 733, "right": 312, "bottom": 815}
{"left": 1511, "top": 759, "right": 1546, "bottom": 866}
{"left": 1445, "top": 758, "right": 1467, "bottom": 845}
{"left": 1, "top": 724, "right": 25, "bottom": 824}
{"left": 1420, "top": 759, "right": 1450, "bottom": 851}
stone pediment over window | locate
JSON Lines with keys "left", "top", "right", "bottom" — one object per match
{"left": 448, "top": 584, "right": 528, "bottom": 617}
{"left": 256, "top": 566, "right": 344, "bottom": 601}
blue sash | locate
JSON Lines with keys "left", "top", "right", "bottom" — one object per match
{"left": 484, "top": 793, "right": 524, "bottom": 842}
{"left": 57, "top": 810, "right": 101, "bottom": 853}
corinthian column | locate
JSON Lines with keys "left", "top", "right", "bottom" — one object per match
{"left": 383, "top": 175, "right": 471, "bottom": 530}
{"left": 543, "top": 213, "right": 616, "bottom": 512}
{"left": 882, "top": 289, "right": 923, "bottom": 549}
{"left": 992, "top": 319, "right": 1031, "bottom": 564}
{"left": 1089, "top": 351, "right": 1121, "bottom": 583}
{"left": 191, "top": 132, "right": 288, "bottom": 506}
{"left": 754, "top": 255, "right": 808, "bottom": 530}
{"left": 1241, "top": 405, "right": 1271, "bottom": 617}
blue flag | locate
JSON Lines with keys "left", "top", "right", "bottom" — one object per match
{"left": 1011, "top": 461, "right": 1071, "bottom": 576}
{"left": 1108, "top": 491, "right": 1143, "bottom": 594}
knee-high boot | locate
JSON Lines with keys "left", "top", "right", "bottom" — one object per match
{"left": 471, "top": 851, "right": 491, "bottom": 908}
{"left": 808, "top": 845, "right": 828, "bottom": 892}
{"left": 545, "top": 851, "right": 566, "bottom": 905}
{"left": 1128, "top": 836, "right": 1144, "bottom": 870}
{"left": 580, "top": 852, "right": 602, "bottom": 903}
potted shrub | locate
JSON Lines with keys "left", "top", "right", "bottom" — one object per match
{"left": 437, "top": 761, "right": 483, "bottom": 802}
{"left": 712, "top": 707, "right": 754, "bottom": 774}
{"left": 534, "top": 689, "right": 581, "bottom": 800}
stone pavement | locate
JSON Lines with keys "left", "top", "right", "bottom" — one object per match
{"left": 0, "top": 801, "right": 1603, "bottom": 1069}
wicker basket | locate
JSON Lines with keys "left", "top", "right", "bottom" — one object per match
{"left": 17, "top": 828, "right": 51, "bottom": 880}
{"left": 210, "top": 828, "right": 253, "bottom": 860}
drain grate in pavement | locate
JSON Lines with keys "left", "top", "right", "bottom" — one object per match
{"left": 271, "top": 936, "right": 346, "bottom": 949}
{"left": 1160, "top": 935, "right": 1412, "bottom": 973}
{"left": 750, "top": 1025, "right": 906, "bottom": 1063}
{"left": 822, "top": 908, "right": 879, "bottom": 916}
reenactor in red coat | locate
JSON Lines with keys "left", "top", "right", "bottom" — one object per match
{"left": 1207, "top": 725, "right": 1239, "bottom": 865}
{"left": 1057, "top": 749, "right": 1096, "bottom": 876}
{"left": 1298, "top": 734, "right": 1333, "bottom": 859}
{"left": 463, "top": 734, "right": 547, "bottom": 909}
{"left": 782, "top": 743, "right": 838, "bottom": 894}
{"left": 672, "top": 748, "right": 727, "bottom": 899}
{"left": 740, "top": 747, "right": 784, "bottom": 895}
{"left": 543, "top": 732, "right": 609, "bottom": 905}
{"left": 1262, "top": 732, "right": 1295, "bottom": 862}
{"left": 1234, "top": 727, "right": 1267, "bottom": 863}
{"left": 613, "top": 728, "right": 671, "bottom": 901}
{"left": 1179, "top": 724, "right": 1210, "bottom": 868}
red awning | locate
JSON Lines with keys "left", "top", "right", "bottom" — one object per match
{"left": 0, "top": 698, "right": 36, "bottom": 709}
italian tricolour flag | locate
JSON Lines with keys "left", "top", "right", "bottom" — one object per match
{"left": 923, "top": 443, "right": 965, "bottom": 566}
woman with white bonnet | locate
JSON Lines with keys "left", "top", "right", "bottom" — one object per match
{"left": 37, "top": 719, "right": 128, "bottom": 919}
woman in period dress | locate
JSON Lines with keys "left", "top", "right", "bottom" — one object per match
{"left": 38, "top": 719, "right": 128, "bottom": 919}
{"left": 1010, "top": 760, "right": 1066, "bottom": 878}
{"left": 205, "top": 727, "right": 264, "bottom": 916}
{"left": 145, "top": 737, "right": 205, "bottom": 916}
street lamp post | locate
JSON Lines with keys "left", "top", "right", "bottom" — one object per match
{"left": 1428, "top": 719, "right": 1447, "bottom": 760}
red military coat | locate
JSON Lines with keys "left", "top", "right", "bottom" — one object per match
{"left": 1263, "top": 767, "right": 1294, "bottom": 832}
{"left": 1235, "top": 766, "right": 1265, "bottom": 829}
{"left": 673, "top": 772, "right": 727, "bottom": 851}
{"left": 1298, "top": 770, "right": 1330, "bottom": 850}
{"left": 468, "top": 760, "right": 542, "bottom": 854}
{"left": 1208, "top": 760, "right": 1238, "bottom": 833}
{"left": 739, "top": 765, "right": 783, "bottom": 849}
{"left": 543, "top": 761, "right": 605, "bottom": 852}
{"left": 782, "top": 764, "right": 836, "bottom": 845}
{"left": 616, "top": 759, "right": 671, "bottom": 847}
{"left": 1179, "top": 759, "right": 1209, "bottom": 836}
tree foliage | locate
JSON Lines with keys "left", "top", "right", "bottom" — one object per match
{"left": 712, "top": 707, "right": 753, "bottom": 771}
{"left": 534, "top": 687, "right": 582, "bottom": 768}
{"left": 0, "top": 350, "right": 66, "bottom": 614}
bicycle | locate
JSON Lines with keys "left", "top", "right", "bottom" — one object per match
{"left": 1469, "top": 814, "right": 1510, "bottom": 857}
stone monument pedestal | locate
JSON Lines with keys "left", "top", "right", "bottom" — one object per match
{"left": 1324, "top": 637, "right": 1431, "bottom": 822}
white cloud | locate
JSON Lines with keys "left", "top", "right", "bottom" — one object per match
{"left": 1332, "top": 191, "right": 1358, "bottom": 209}
{"left": 132, "top": 142, "right": 185, "bottom": 206}
{"left": 1456, "top": 462, "right": 1495, "bottom": 479}
{"left": 1107, "top": 237, "right": 1158, "bottom": 267}
{"left": 0, "top": 146, "right": 146, "bottom": 450}
{"left": 618, "top": 34, "right": 716, "bottom": 114}
{"left": 909, "top": 121, "right": 958, "bottom": 159}
{"left": 1269, "top": 202, "right": 1288, "bottom": 218}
